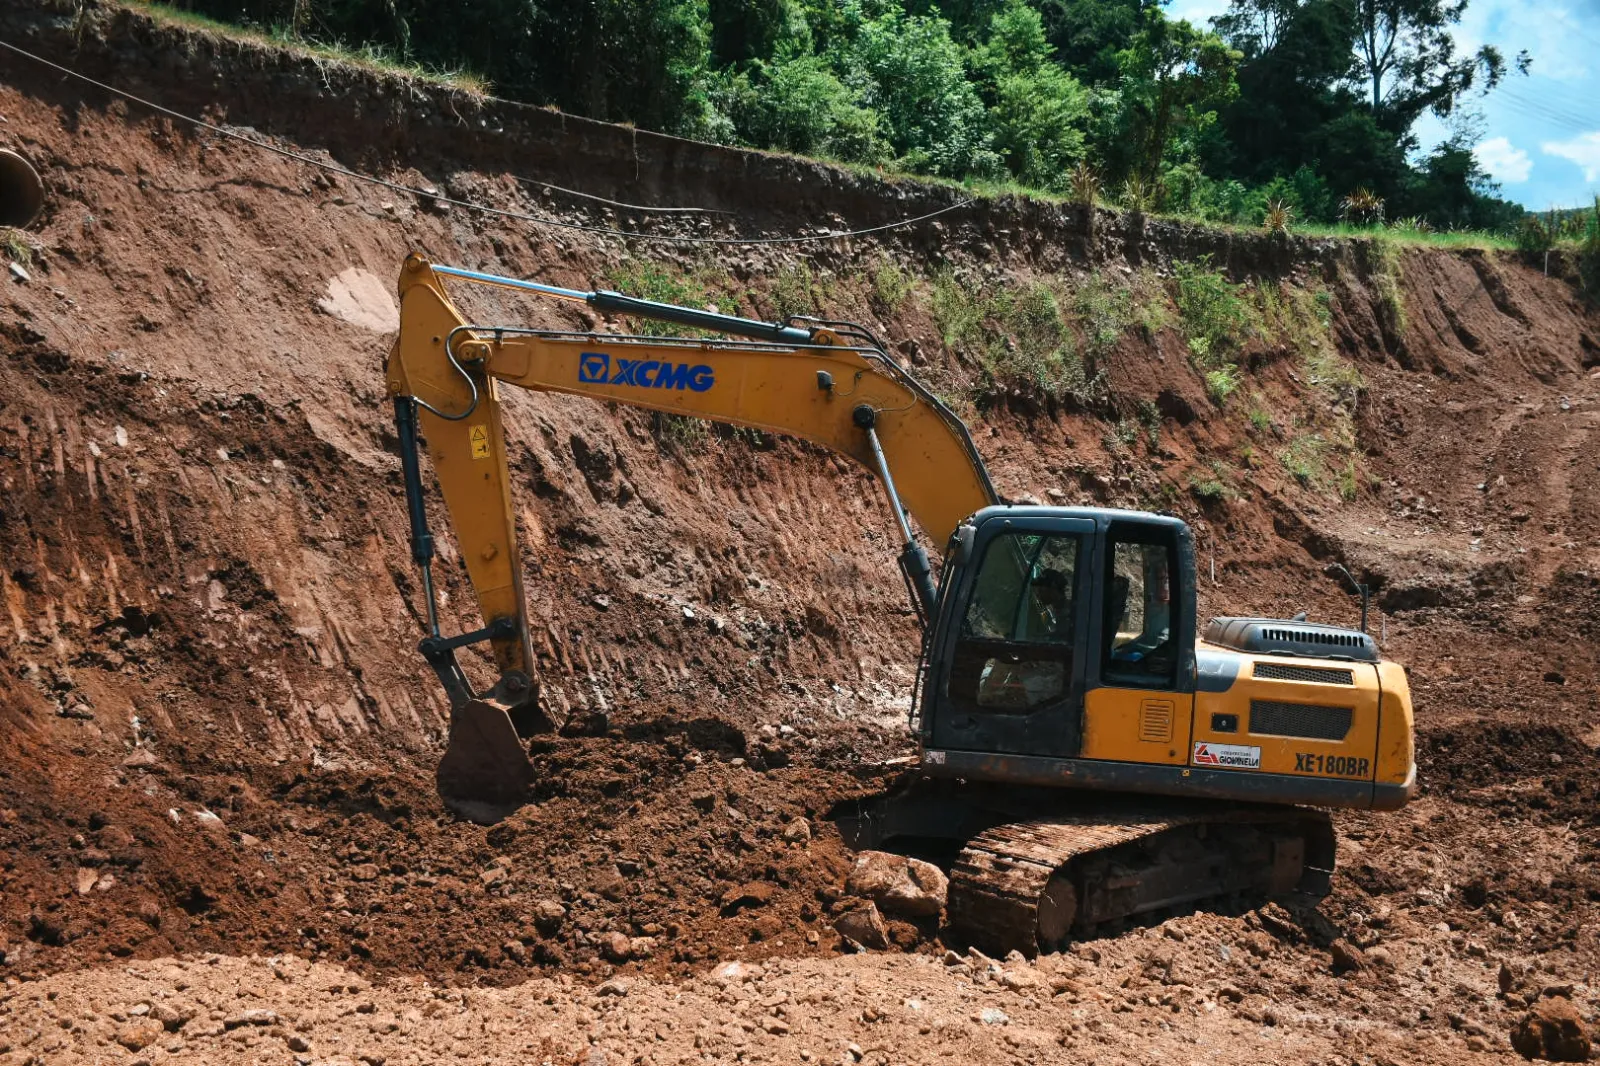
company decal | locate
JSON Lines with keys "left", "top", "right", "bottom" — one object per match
{"left": 1192, "top": 741, "right": 1262, "bottom": 770}
{"left": 1295, "top": 752, "right": 1370, "bottom": 778}
{"left": 578, "top": 352, "right": 714, "bottom": 393}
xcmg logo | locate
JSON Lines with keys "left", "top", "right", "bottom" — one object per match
{"left": 578, "top": 352, "right": 715, "bottom": 393}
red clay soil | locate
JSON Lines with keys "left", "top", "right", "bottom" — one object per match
{"left": 0, "top": 3, "right": 1598, "bottom": 1062}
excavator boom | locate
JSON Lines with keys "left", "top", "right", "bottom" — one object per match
{"left": 385, "top": 254, "right": 995, "bottom": 814}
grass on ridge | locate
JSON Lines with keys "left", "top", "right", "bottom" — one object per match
{"left": 127, "top": 2, "right": 489, "bottom": 92}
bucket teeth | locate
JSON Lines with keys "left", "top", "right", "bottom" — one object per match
{"left": 436, "top": 698, "right": 536, "bottom": 824}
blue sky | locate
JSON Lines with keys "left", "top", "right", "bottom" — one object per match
{"left": 1167, "top": 0, "right": 1600, "bottom": 209}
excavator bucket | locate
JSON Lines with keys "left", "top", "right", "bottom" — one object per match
{"left": 436, "top": 698, "right": 538, "bottom": 823}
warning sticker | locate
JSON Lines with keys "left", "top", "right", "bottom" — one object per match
{"left": 469, "top": 424, "right": 490, "bottom": 460}
{"left": 1193, "top": 741, "right": 1262, "bottom": 770}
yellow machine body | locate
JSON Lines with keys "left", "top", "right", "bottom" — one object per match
{"left": 384, "top": 254, "right": 1415, "bottom": 825}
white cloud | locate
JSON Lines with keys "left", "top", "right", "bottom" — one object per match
{"left": 1476, "top": 136, "right": 1533, "bottom": 182}
{"left": 1542, "top": 131, "right": 1600, "bottom": 182}
{"left": 1454, "top": 1, "right": 1593, "bottom": 84}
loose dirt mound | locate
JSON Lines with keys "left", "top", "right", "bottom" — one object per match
{"left": 1, "top": 2, "right": 1599, "bottom": 1063}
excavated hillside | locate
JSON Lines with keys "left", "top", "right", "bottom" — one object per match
{"left": 0, "top": 3, "right": 1598, "bottom": 1064}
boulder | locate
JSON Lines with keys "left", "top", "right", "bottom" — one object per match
{"left": 845, "top": 851, "right": 948, "bottom": 918}
{"left": 1510, "top": 996, "right": 1591, "bottom": 1062}
{"left": 834, "top": 903, "right": 889, "bottom": 950}
{"left": 599, "top": 931, "right": 633, "bottom": 963}
{"left": 1329, "top": 939, "right": 1367, "bottom": 974}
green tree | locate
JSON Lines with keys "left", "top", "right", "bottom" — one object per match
{"left": 525, "top": 0, "right": 716, "bottom": 134}
{"left": 972, "top": 0, "right": 1091, "bottom": 188}
{"left": 719, "top": 52, "right": 888, "bottom": 161}
{"left": 1109, "top": 17, "right": 1241, "bottom": 184}
{"left": 708, "top": 0, "right": 805, "bottom": 66}
{"left": 1208, "top": 0, "right": 1361, "bottom": 190}
{"left": 835, "top": 2, "right": 998, "bottom": 177}
{"left": 1346, "top": 0, "right": 1527, "bottom": 126}
{"left": 1308, "top": 109, "right": 1413, "bottom": 204}
{"left": 1035, "top": 0, "right": 1162, "bottom": 85}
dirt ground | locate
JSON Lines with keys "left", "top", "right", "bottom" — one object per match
{"left": 1, "top": 3, "right": 1598, "bottom": 1063}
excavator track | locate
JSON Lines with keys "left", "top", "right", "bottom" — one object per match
{"left": 946, "top": 805, "right": 1334, "bottom": 957}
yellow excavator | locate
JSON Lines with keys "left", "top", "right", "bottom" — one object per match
{"left": 385, "top": 254, "right": 1416, "bottom": 955}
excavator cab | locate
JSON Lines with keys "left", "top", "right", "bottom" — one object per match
{"left": 921, "top": 508, "right": 1197, "bottom": 763}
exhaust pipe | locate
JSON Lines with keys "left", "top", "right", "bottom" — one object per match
{"left": 0, "top": 150, "right": 44, "bottom": 229}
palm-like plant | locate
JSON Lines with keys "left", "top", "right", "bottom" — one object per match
{"left": 1263, "top": 200, "right": 1293, "bottom": 236}
{"left": 1339, "top": 188, "right": 1385, "bottom": 227}
{"left": 1121, "top": 174, "right": 1154, "bottom": 215}
{"left": 1069, "top": 163, "right": 1101, "bottom": 207}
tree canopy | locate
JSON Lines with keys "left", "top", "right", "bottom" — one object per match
{"left": 166, "top": 0, "right": 1532, "bottom": 230}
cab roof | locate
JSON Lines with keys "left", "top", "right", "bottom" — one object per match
{"left": 966, "top": 504, "right": 1191, "bottom": 534}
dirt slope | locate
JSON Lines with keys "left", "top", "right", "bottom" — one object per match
{"left": 0, "top": 2, "right": 1598, "bottom": 1063}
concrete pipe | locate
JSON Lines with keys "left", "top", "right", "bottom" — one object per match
{"left": 0, "top": 150, "right": 45, "bottom": 229}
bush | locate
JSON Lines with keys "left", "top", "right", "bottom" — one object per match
{"left": 839, "top": 6, "right": 998, "bottom": 178}
{"left": 870, "top": 259, "right": 914, "bottom": 313}
{"left": 1515, "top": 214, "right": 1555, "bottom": 260}
{"left": 1580, "top": 196, "right": 1600, "bottom": 302}
{"left": 1279, "top": 434, "right": 1327, "bottom": 486}
{"left": 1074, "top": 273, "right": 1133, "bottom": 358}
{"left": 1204, "top": 365, "right": 1241, "bottom": 404}
{"left": 931, "top": 272, "right": 1095, "bottom": 401}
{"left": 722, "top": 54, "right": 887, "bottom": 162}
{"left": 1173, "top": 258, "right": 1254, "bottom": 365}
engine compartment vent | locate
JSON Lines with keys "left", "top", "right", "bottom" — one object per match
{"left": 1204, "top": 617, "right": 1379, "bottom": 663}
{"left": 1253, "top": 662, "right": 1356, "bottom": 685}
{"left": 1250, "top": 700, "right": 1354, "bottom": 741}
{"left": 1139, "top": 699, "right": 1174, "bottom": 743}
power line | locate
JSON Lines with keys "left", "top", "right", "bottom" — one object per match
{"left": 1504, "top": 80, "right": 1600, "bottom": 115}
{"left": 1496, "top": 89, "right": 1597, "bottom": 130}
{"left": 1493, "top": 92, "right": 1596, "bottom": 135}
{"left": 511, "top": 175, "right": 732, "bottom": 216}
{"left": 0, "top": 37, "right": 973, "bottom": 247}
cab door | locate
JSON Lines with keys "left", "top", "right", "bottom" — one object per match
{"left": 929, "top": 517, "right": 1096, "bottom": 757}
{"left": 1079, "top": 521, "right": 1197, "bottom": 765}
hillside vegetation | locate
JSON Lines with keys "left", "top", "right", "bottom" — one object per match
{"left": 142, "top": 0, "right": 1547, "bottom": 238}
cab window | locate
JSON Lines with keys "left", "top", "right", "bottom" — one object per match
{"left": 1102, "top": 530, "right": 1177, "bottom": 688}
{"left": 947, "top": 532, "right": 1080, "bottom": 711}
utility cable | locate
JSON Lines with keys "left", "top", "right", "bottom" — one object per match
{"left": 511, "top": 175, "right": 732, "bottom": 215}
{"left": 0, "top": 37, "right": 973, "bottom": 246}
{"left": 1495, "top": 89, "right": 1597, "bottom": 133}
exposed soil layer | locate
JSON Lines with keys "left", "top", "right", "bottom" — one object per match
{"left": 1, "top": 2, "right": 1598, "bottom": 1063}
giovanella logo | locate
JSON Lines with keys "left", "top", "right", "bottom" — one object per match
{"left": 1192, "top": 741, "right": 1261, "bottom": 769}
{"left": 577, "top": 351, "right": 715, "bottom": 392}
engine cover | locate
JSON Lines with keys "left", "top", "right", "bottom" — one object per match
{"left": 1203, "top": 616, "right": 1379, "bottom": 662}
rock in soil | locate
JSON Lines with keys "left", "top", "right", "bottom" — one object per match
{"left": 116, "top": 1020, "right": 165, "bottom": 1051}
{"left": 1510, "top": 996, "right": 1592, "bottom": 1062}
{"left": 1329, "top": 938, "right": 1367, "bottom": 974}
{"left": 834, "top": 902, "right": 889, "bottom": 950}
{"left": 844, "top": 851, "right": 948, "bottom": 918}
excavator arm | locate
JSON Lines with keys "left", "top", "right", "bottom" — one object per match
{"left": 384, "top": 254, "right": 995, "bottom": 813}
